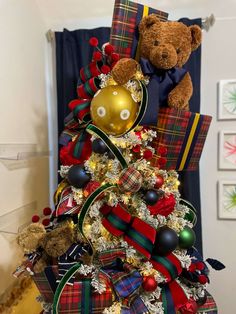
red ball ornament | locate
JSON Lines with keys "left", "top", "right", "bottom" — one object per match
{"left": 93, "top": 51, "right": 102, "bottom": 61}
{"left": 143, "top": 149, "right": 153, "bottom": 160}
{"left": 32, "top": 215, "right": 40, "bottom": 223}
{"left": 43, "top": 207, "right": 52, "bottom": 216}
{"left": 179, "top": 299, "right": 198, "bottom": 314}
{"left": 195, "top": 261, "right": 205, "bottom": 271}
{"left": 154, "top": 175, "right": 164, "bottom": 189}
{"left": 104, "top": 44, "right": 114, "bottom": 55}
{"left": 142, "top": 275, "right": 158, "bottom": 292}
{"left": 42, "top": 218, "right": 51, "bottom": 227}
{"left": 101, "top": 65, "right": 111, "bottom": 74}
{"left": 89, "top": 37, "right": 98, "bottom": 47}
{"left": 148, "top": 194, "right": 176, "bottom": 217}
{"left": 198, "top": 274, "right": 208, "bottom": 284}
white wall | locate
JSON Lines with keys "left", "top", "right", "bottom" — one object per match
{"left": 0, "top": 0, "right": 49, "bottom": 295}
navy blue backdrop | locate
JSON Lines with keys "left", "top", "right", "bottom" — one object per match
{"left": 55, "top": 18, "right": 203, "bottom": 254}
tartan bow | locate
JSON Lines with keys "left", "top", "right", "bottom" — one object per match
{"left": 99, "top": 248, "right": 149, "bottom": 314}
{"left": 59, "top": 62, "right": 103, "bottom": 162}
{"left": 100, "top": 206, "right": 189, "bottom": 313}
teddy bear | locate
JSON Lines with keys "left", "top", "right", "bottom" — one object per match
{"left": 15, "top": 222, "right": 48, "bottom": 275}
{"left": 111, "top": 14, "right": 202, "bottom": 125}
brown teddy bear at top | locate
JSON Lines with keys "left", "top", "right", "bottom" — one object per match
{"left": 111, "top": 14, "right": 202, "bottom": 126}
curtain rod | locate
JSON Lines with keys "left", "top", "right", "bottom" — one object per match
{"left": 46, "top": 13, "right": 215, "bottom": 42}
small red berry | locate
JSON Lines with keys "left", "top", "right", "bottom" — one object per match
{"left": 104, "top": 44, "right": 114, "bottom": 55}
{"left": 32, "top": 215, "right": 40, "bottom": 223}
{"left": 42, "top": 218, "right": 51, "bottom": 227}
{"left": 101, "top": 65, "right": 111, "bottom": 74}
{"left": 196, "top": 262, "right": 205, "bottom": 271}
{"left": 93, "top": 51, "right": 102, "bottom": 61}
{"left": 188, "top": 263, "right": 197, "bottom": 273}
{"left": 198, "top": 275, "right": 208, "bottom": 284}
{"left": 89, "top": 37, "right": 98, "bottom": 47}
{"left": 111, "top": 52, "right": 120, "bottom": 61}
{"left": 43, "top": 207, "right": 52, "bottom": 216}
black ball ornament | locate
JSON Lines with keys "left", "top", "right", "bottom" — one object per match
{"left": 154, "top": 226, "right": 178, "bottom": 256}
{"left": 92, "top": 139, "right": 108, "bottom": 154}
{"left": 143, "top": 189, "right": 159, "bottom": 206}
{"left": 67, "top": 164, "right": 91, "bottom": 188}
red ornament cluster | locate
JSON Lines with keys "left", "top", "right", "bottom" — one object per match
{"left": 31, "top": 207, "right": 52, "bottom": 227}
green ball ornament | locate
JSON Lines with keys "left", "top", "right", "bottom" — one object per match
{"left": 179, "top": 226, "right": 196, "bottom": 249}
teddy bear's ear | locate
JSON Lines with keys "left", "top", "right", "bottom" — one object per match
{"left": 139, "top": 14, "right": 161, "bottom": 34}
{"left": 189, "top": 25, "right": 202, "bottom": 51}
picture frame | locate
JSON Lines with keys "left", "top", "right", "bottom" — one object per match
{"left": 218, "top": 131, "right": 236, "bottom": 170}
{"left": 218, "top": 79, "right": 236, "bottom": 120}
{"left": 218, "top": 181, "right": 236, "bottom": 219}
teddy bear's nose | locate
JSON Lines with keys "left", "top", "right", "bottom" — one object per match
{"left": 162, "top": 51, "right": 169, "bottom": 59}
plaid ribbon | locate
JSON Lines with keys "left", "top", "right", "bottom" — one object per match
{"left": 161, "top": 280, "right": 188, "bottom": 314}
{"left": 58, "top": 279, "right": 113, "bottom": 314}
{"left": 77, "top": 77, "right": 101, "bottom": 99}
{"left": 150, "top": 108, "right": 212, "bottom": 171}
{"left": 99, "top": 249, "right": 148, "bottom": 314}
{"left": 33, "top": 265, "right": 59, "bottom": 303}
{"left": 80, "top": 62, "right": 102, "bottom": 83}
{"left": 197, "top": 292, "right": 218, "bottom": 313}
{"left": 100, "top": 203, "right": 182, "bottom": 283}
{"left": 53, "top": 186, "right": 81, "bottom": 217}
{"left": 109, "top": 0, "right": 168, "bottom": 59}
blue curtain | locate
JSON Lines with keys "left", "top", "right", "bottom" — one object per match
{"left": 55, "top": 18, "right": 203, "bottom": 254}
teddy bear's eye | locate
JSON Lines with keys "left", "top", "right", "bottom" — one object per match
{"left": 176, "top": 48, "right": 181, "bottom": 54}
{"left": 154, "top": 40, "right": 160, "bottom": 46}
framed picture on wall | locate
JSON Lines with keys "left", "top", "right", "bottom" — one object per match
{"left": 218, "top": 131, "right": 236, "bottom": 170}
{"left": 218, "top": 181, "right": 236, "bottom": 219}
{"left": 218, "top": 79, "right": 236, "bottom": 120}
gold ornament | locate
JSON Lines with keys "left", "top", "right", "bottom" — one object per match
{"left": 90, "top": 85, "right": 139, "bottom": 136}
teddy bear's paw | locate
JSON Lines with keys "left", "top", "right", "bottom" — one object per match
{"left": 111, "top": 58, "right": 138, "bottom": 85}
{"left": 168, "top": 94, "right": 190, "bottom": 111}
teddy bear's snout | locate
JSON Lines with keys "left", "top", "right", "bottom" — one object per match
{"left": 149, "top": 44, "right": 177, "bottom": 70}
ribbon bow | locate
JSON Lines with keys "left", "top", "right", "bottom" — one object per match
{"left": 99, "top": 248, "right": 148, "bottom": 314}
{"left": 139, "top": 57, "right": 187, "bottom": 126}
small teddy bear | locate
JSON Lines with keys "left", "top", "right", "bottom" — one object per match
{"left": 15, "top": 223, "right": 48, "bottom": 275}
{"left": 112, "top": 14, "right": 202, "bottom": 125}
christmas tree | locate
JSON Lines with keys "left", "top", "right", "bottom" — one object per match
{"left": 13, "top": 2, "right": 224, "bottom": 313}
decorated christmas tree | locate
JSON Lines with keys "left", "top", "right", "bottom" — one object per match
{"left": 13, "top": 1, "right": 224, "bottom": 313}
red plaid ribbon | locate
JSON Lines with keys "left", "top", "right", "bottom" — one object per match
{"left": 110, "top": 0, "right": 168, "bottom": 59}
{"left": 197, "top": 292, "right": 218, "bottom": 313}
{"left": 58, "top": 276, "right": 114, "bottom": 314}
{"left": 150, "top": 108, "right": 212, "bottom": 171}
{"left": 53, "top": 186, "right": 81, "bottom": 217}
{"left": 100, "top": 203, "right": 182, "bottom": 283}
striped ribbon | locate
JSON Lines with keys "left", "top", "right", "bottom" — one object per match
{"left": 53, "top": 262, "right": 82, "bottom": 314}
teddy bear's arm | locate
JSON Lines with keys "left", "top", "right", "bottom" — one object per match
{"left": 167, "top": 72, "right": 193, "bottom": 111}
{"left": 111, "top": 58, "right": 138, "bottom": 85}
